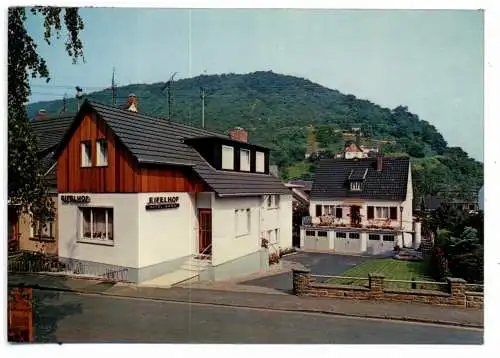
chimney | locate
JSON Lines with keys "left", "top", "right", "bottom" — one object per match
{"left": 376, "top": 154, "right": 383, "bottom": 172}
{"left": 127, "top": 93, "right": 138, "bottom": 112}
{"left": 35, "top": 109, "right": 47, "bottom": 120}
{"left": 228, "top": 127, "right": 248, "bottom": 143}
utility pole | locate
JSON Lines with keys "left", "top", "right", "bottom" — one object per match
{"left": 200, "top": 87, "right": 206, "bottom": 128}
{"left": 75, "top": 86, "right": 83, "bottom": 110}
{"left": 61, "top": 93, "right": 67, "bottom": 113}
{"left": 162, "top": 72, "right": 177, "bottom": 120}
{"left": 111, "top": 67, "right": 117, "bottom": 106}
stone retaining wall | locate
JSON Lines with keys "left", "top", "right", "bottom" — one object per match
{"left": 465, "top": 291, "right": 484, "bottom": 309}
{"left": 292, "top": 268, "right": 483, "bottom": 308}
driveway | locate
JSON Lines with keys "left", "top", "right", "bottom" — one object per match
{"left": 241, "top": 251, "right": 375, "bottom": 292}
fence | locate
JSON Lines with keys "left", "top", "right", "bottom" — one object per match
{"left": 294, "top": 268, "right": 483, "bottom": 308}
{"left": 8, "top": 251, "right": 130, "bottom": 283}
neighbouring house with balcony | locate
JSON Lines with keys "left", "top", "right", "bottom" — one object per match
{"left": 300, "top": 156, "right": 419, "bottom": 255}
{"left": 52, "top": 98, "right": 292, "bottom": 285}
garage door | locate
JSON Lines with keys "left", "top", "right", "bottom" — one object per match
{"left": 367, "top": 234, "right": 382, "bottom": 254}
{"left": 304, "top": 230, "right": 317, "bottom": 250}
{"left": 316, "top": 232, "right": 330, "bottom": 250}
{"left": 334, "top": 232, "right": 362, "bottom": 254}
{"left": 367, "top": 234, "right": 395, "bottom": 255}
{"left": 381, "top": 235, "right": 396, "bottom": 252}
{"left": 304, "top": 230, "right": 331, "bottom": 251}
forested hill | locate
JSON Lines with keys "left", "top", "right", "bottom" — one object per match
{"left": 27, "top": 71, "right": 483, "bottom": 200}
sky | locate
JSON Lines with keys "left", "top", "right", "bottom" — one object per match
{"left": 26, "top": 8, "right": 484, "bottom": 161}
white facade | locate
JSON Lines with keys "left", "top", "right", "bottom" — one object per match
{"left": 211, "top": 194, "right": 293, "bottom": 265}
{"left": 304, "top": 162, "right": 414, "bottom": 253}
{"left": 58, "top": 191, "right": 293, "bottom": 282}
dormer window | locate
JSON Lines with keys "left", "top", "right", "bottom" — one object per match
{"left": 350, "top": 181, "right": 362, "bottom": 191}
{"left": 240, "top": 149, "right": 250, "bottom": 171}
{"left": 348, "top": 168, "right": 367, "bottom": 192}
{"left": 256, "top": 151, "right": 265, "bottom": 173}
{"left": 222, "top": 145, "right": 234, "bottom": 170}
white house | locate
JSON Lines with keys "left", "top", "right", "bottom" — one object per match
{"left": 53, "top": 99, "right": 292, "bottom": 285}
{"left": 301, "top": 156, "right": 417, "bottom": 255}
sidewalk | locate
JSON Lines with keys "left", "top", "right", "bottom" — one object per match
{"left": 8, "top": 273, "right": 483, "bottom": 329}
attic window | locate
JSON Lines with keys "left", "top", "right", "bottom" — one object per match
{"left": 96, "top": 140, "right": 108, "bottom": 167}
{"left": 256, "top": 151, "right": 265, "bottom": 173}
{"left": 222, "top": 145, "right": 234, "bottom": 170}
{"left": 350, "top": 181, "right": 362, "bottom": 191}
{"left": 81, "top": 141, "right": 92, "bottom": 167}
{"left": 240, "top": 149, "right": 250, "bottom": 171}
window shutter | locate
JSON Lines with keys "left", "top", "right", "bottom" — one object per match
{"left": 390, "top": 207, "right": 398, "bottom": 220}
{"left": 367, "top": 206, "right": 374, "bottom": 219}
{"left": 315, "top": 205, "right": 322, "bottom": 217}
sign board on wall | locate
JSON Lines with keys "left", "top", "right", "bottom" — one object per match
{"left": 146, "top": 196, "right": 180, "bottom": 210}
{"left": 61, "top": 195, "right": 91, "bottom": 204}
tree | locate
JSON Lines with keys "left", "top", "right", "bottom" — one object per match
{"left": 8, "top": 7, "right": 84, "bottom": 225}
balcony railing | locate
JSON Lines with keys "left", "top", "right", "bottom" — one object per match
{"left": 302, "top": 215, "right": 403, "bottom": 231}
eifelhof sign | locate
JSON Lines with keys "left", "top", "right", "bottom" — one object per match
{"left": 61, "top": 195, "right": 91, "bottom": 204}
{"left": 146, "top": 196, "right": 180, "bottom": 210}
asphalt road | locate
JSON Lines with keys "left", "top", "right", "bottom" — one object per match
{"left": 29, "top": 289, "right": 482, "bottom": 344}
{"left": 242, "top": 252, "right": 375, "bottom": 291}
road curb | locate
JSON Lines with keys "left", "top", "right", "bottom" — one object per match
{"left": 9, "top": 282, "right": 484, "bottom": 330}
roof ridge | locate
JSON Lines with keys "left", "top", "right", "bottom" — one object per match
{"left": 88, "top": 100, "right": 225, "bottom": 138}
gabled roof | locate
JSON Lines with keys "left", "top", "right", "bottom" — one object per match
{"left": 310, "top": 157, "right": 410, "bottom": 201}
{"left": 420, "top": 195, "right": 442, "bottom": 211}
{"left": 287, "top": 180, "right": 313, "bottom": 192}
{"left": 54, "top": 100, "right": 290, "bottom": 197}
{"left": 30, "top": 112, "right": 75, "bottom": 190}
{"left": 31, "top": 112, "right": 76, "bottom": 153}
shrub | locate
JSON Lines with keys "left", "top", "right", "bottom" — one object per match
{"left": 269, "top": 252, "right": 280, "bottom": 265}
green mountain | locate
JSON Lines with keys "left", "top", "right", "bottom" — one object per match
{"left": 27, "top": 71, "right": 483, "bottom": 201}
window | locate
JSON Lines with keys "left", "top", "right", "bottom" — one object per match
{"left": 367, "top": 206, "right": 374, "bottom": 220}
{"left": 96, "top": 140, "right": 108, "bottom": 166}
{"left": 383, "top": 235, "right": 395, "bottom": 242}
{"left": 30, "top": 216, "right": 55, "bottom": 240}
{"left": 323, "top": 205, "right": 335, "bottom": 216}
{"left": 222, "top": 145, "right": 234, "bottom": 170}
{"left": 336, "top": 232, "right": 347, "bottom": 238}
{"left": 235, "top": 208, "right": 251, "bottom": 237}
{"left": 315, "top": 204, "right": 322, "bottom": 217}
{"left": 390, "top": 207, "right": 398, "bottom": 220}
{"left": 317, "top": 231, "right": 328, "bottom": 237}
{"left": 81, "top": 141, "right": 92, "bottom": 167}
{"left": 369, "top": 234, "right": 380, "bottom": 241}
{"left": 350, "top": 181, "right": 361, "bottom": 191}
{"left": 349, "top": 233, "right": 360, "bottom": 239}
{"left": 239, "top": 149, "right": 250, "bottom": 171}
{"left": 80, "top": 207, "right": 114, "bottom": 243}
{"left": 266, "top": 195, "right": 279, "bottom": 209}
{"left": 305, "top": 230, "right": 316, "bottom": 237}
{"left": 256, "top": 151, "right": 265, "bottom": 173}
{"left": 335, "top": 207, "right": 343, "bottom": 218}
{"left": 268, "top": 228, "right": 280, "bottom": 244}
{"left": 375, "top": 207, "right": 390, "bottom": 219}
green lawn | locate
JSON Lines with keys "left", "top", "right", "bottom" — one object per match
{"left": 326, "top": 258, "right": 444, "bottom": 290}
